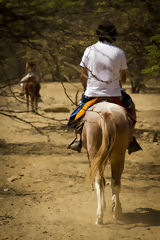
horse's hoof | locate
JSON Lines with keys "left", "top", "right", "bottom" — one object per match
{"left": 95, "top": 218, "right": 103, "bottom": 225}
{"left": 112, "top": 206, "right": 122, "bottom": 220}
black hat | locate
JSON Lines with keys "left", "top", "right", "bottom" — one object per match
{"left": 96, "top": 22, "right": 117, "bottom": 42}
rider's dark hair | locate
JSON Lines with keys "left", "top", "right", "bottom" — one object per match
{"left": 25, "top": 61, "right": 36, "bottom": 73}
{"left": 96, "top": 21, "right": 117, "bottom": 43}
{"left": 27, "top": 61, "right": 36, "bottom": 68}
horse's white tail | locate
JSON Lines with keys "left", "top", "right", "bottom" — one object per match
{"left": 90, "top": 112, "right": 116, "bottom": 181}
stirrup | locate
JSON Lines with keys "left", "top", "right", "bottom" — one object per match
{"left": 67, "top": 138, "right": 82, "bottom": 153}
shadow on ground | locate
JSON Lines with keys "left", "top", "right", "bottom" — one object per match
{"left": 122, "top": 208, "right": 160, "bottom": 226}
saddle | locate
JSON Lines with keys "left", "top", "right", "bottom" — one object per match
{"left": 68, "top": 96, "right": 136, "bottom": 129}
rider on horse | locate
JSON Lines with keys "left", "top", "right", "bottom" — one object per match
{"left": 20, "top": 61, "right": 41, "bottom": 96}
{"left": 68, "top": 21, "right": 142, "bottom": 154}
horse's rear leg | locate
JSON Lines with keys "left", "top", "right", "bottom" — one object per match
{"left": 110, "top": 156, "right": 124, "bottom": 220}
{"left": 26, "top": 94, "right": 29, "bottom": 112}
{"left": 31, "top": 96, "right": 35, "bottom": 112}
{"left": 35, "top": 97, "right": 38, "bottom": 112}
{"left": 111, "top": 179, "right": 122, "bottom": 220}
{"left": 95, "top": 173, "right": 106, "bottom": 224}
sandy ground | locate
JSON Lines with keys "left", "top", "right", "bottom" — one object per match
{"left": 0, "top": 82, "right": 160, "bottom": 240}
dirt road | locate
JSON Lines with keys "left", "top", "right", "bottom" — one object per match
{"left": 0, "top": 82, "right": 160, "bottom": 240}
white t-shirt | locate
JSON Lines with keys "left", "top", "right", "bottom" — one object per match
{"left": 20, "top": 69, "right": 40, "bottom": 83}
{"left": 80, "top": 41, "right": 128, "bottom": 97}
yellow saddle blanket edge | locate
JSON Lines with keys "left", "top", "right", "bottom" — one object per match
{"left": 75, "top": 97, "right": 99, "bottom": 121}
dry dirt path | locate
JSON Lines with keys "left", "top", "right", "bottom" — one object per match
{"left": 0, "top": 82, "right": 160, "bottom": 240}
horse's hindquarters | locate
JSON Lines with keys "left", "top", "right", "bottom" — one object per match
{"left": 82, "top": 113, "right": 102, "bottom": 158}
{"left": 82, "top": 102, "right": 131, "bottom": 224}
{"left": 25, "top": 81, "right": 40, "bottom": 112}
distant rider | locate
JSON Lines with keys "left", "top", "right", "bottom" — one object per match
{"left": 20, "top": 61, "right": 40, "bottom": 96}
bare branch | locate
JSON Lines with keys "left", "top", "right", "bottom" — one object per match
{"left": 60, "top": 80, "right": 77, "bottom": 106}
{"left": 0, "top": 111, "right": 42, "bottom": 134}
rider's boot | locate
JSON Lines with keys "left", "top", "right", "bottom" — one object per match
{"left": 67, "top": 138, "right": 82, "bottom": 153}
{"left": 67, "top": 121, "right": 84, "bottom": 153}
{"left": 20, "top": 85, "right": 25, "bottom": 96}
{"left": 128, "top": 136, "right": 142, "bottom": 154}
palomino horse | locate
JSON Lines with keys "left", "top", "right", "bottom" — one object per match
{"left": 82, "top": 101, "right": 133, "bottom": 224}
{"left": 25, "top": 77, "right": 40, "bottom": 112}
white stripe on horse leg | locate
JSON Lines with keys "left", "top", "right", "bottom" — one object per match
{"left": 95, "top": 175, "right": 104, "bottom": 224}
{"left": 111, "top": 178, "right": 122, "bottom": 219}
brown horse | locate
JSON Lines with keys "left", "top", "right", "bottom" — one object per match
{"left": 25, "top": 77, "right": 41, "bottom": 112}
{"left": 82, "top": 101, "right": 133, "bottom": 224}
